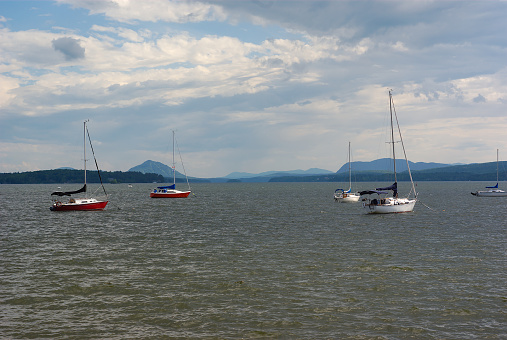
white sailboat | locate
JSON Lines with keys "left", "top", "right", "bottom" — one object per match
{"left": 471, "top": 149, "right": 507, "bottom": 197}
{"left": 334, "top": 142, "right": 360, "bottom": 202}
{"left": 359, "top": 90, "right": 417, "bottom": 214}
{"left": 150, "top": 130, "right": 192, "bottom": 198}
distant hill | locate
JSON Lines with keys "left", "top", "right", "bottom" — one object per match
{"left": 337, "top": 158, "right": 459, "bottom": 173}
{"left": 128, "top": 160, "right": 208, "bottom": 183}
{"left": 128, "top": 160, "right": 185, "bottom": 179}
{"left": 270, "top": 161, "right": 507, "bottom": 183}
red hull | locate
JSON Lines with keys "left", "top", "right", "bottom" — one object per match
{"left": 50, "top": 201, "right": 108, "bottom": 211}
{"left": 150, "top": 191, "right": 190, "bottom": 198}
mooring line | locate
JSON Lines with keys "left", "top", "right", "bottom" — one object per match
{"left": 419, "top": 200, "right": 435, "bottom": 211}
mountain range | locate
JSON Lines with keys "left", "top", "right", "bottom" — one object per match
{"left": 2, "top": 159, "right": 506, "bottom": 184}
{"left": 224, "top": 168, "right": 334, "bottom": 179}
{"left": 128, "top": 160, "right": 337, "bottom": 180}
{"left": 336, "top": 158, "right": 463, "bottom": 173}
{"left": 126, "top": 159, "right": 507, "bottom": 183}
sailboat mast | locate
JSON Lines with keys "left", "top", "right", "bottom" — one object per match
{"left": 348, "top": 141, "right": 352, "bottom": 190}
{"left": 496, "top": 149, "right": 499, "bottom": 183}
{"left": 389, "top": 90, "right": 397, "bottom": 183}
{"left": 83, "top": 120, "right": 87, "bottom": 197}
{"left": 172, "top": 130, "right": 176, "bottom": 186}
{"left": 391, "top": 91, "right": 417, "bottom": 199}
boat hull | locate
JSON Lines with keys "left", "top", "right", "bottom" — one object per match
{"left": 50, "top": 200, "right": 108, "bottom": 211}
{"left": 150, "top": 191, "right": 191, "bottom": 198}
{"left": 334, "top": 193, "right": 360, "bottom": 203}
{"left": 472, "top": 190, "right": 507, "bottom": 197}
{"left": 363, "top": 198, "right": 416, "bottom": 214}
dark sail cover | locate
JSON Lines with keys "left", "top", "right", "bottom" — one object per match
{"left": 359, "top": 190, "right": 388, "bottom": 195}
{"left": 51, "top": 184, "right": 87, "bottom": 196}
{"left": 157, "top": 184, "right": 176, "bottom": 190}
{"left": 377, "top": 182, "right": 397, "bottom": 197}
{"left": 486, "top": 183, "right": 499, "bottom": 189}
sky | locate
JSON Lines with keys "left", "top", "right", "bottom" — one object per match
{"left": 0, "top": 0, "right": 506, "bottom": 178}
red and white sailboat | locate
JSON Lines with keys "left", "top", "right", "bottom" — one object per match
{"left": 50, "top": 121, "right": 109, "bottom": 211}
{"left": 150, "top": 130, "right": 191, "bottom": 198}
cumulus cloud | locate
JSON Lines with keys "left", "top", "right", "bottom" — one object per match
{"left": 91, "top": 25, "right": 148, "bottom": 42}
{"left": 473, "top": 94, "right": 486, "bottom": 103}
{"left": 52, "top": 37, "right": 85, "bottom": 60}
{"left": 1, "top": 1, "right": 507, "bottom": 176}
{"left": 56, "top": 0, "right": 226, "bottom": 23}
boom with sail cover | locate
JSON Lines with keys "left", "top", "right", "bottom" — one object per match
{"left": 51, "top": 184, "right": 87, "bottom": 196}
{"left": 376, "top": 182, "right": 397, "bottom": 197}
{"left": 155, "top": 184, "right": 176, "bottom": 190}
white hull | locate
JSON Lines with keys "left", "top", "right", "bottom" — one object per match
{"left": 472, "top": 190, "right": 507, "bottom": 197}
{"left": 334, "top": 193, "right": 360, "bottom": 203}
{"left": 363, "top": 198, "right": 416, "bottom": 214}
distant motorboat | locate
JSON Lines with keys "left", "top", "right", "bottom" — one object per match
{"left": 471, "top": 149, "right": 507, "bottom": 197}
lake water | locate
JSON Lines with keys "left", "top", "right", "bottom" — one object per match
{"left": 1, "top": 182, "right": 506, "bottom": 339}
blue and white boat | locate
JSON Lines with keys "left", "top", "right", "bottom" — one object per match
{"left": 334, "top": 142, "right": 360, "bottom": 202}
{"left": 471, "top": 149, "right": 507, "bottom": 197}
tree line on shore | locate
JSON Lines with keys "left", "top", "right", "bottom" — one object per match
{"left": 0, "top": 169, "right": 164, "bottom": 184}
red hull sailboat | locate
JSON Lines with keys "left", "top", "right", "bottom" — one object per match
{"left": 51, "top": 197, "right": 109, "bottom": 211}
{"left": 150, "top": 185, "right": 191, "bottom": 198}
{"left": 150, "top": 130, "right": 192, "bottom": 198}
{"left": 50, "top": 121, "right": 109, "bottom": 211}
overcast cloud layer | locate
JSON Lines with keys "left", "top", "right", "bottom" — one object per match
{"left": 1, "top": 0, "right": 506, "bottom": 177}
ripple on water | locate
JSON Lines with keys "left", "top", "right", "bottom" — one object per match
{"left": 1, "top": 183, "right": 506, "bottom": 339}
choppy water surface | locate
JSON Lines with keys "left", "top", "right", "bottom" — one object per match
{"left": 1, "top": 182, "right": 506, "bottom": 339}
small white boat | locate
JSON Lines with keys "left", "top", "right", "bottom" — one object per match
{"left": 360, "top": 90, "right": 417, "bottom": 214}
{"left": 471, "top": 149, "right": 507, "bottom": 197}
{"left": 472, "top": 188, "right": 507, "bottom": 197}
{"left": 334, "top": 190, "right": 361, "bottom": 203}
{"left": 334, "top": 142, "right": 360, "bottom": 203}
